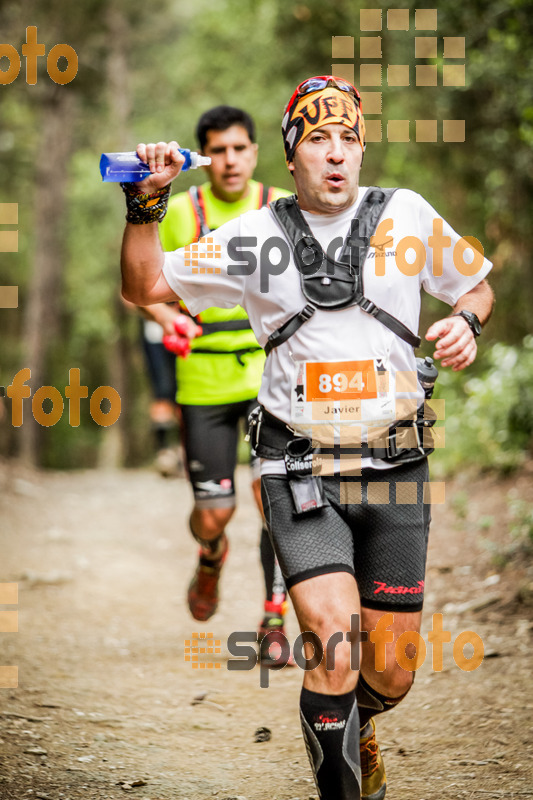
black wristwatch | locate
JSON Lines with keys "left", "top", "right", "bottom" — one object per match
{"left": 452, "top": 310, "right": 482, "bottom": 337}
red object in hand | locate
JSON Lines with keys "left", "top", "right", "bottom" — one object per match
{"left": 173, "top": 316, "right": 191, "bottom": 337}
{"left": 162, "top": 315, "right": 202, "bottom": 359}
{"left": 174, "top": 315, "right": 202, "bottom": 339}
{"left": 162, "top": 334, "right": 191, "bottom": 358}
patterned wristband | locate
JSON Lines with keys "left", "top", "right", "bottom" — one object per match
{"left": 121, "top": 182, "right": 171, "bottom": 224}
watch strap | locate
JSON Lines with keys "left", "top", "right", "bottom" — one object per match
{"left": 452, "top": 310, "right": 481, "bottom": 337}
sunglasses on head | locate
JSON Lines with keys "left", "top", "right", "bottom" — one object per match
{"left": 286, "top": 75, "right": 361, "bottom": 116}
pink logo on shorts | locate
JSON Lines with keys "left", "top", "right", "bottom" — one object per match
{"left": 373, "top": 580, "right": 424, "bottom": 595}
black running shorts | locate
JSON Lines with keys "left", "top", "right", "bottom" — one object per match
{"left": 180, "top": 399, "right": 259, "bottom": 509}
{"left": 261, "top": 459, "right": 431, "bottom": 612}
{"left": 141, "top": 333, "right": 177, "bottom": 402}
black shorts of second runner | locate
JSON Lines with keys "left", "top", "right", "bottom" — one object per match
{"left": 140, "top": 328, "right": 177, "bottom": 402}
{"left": 180, "top": 399, "right": 260, "bottom": 509}
{"left": 261, "top": 459, "right": 431, "bottom": 612}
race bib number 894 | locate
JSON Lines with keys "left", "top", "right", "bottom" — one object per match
{"left": 306, "top": 360, "right": 378, "bottom": 402}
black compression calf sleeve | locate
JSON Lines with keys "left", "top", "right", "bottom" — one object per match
{"left": 356, "top": 673, "right": 411, "bottom": 730}
{"left": 154, "top": 424, "right": 169, "bottom": 451}
{"left": 300, "top": 687, "right": 361, "bottom": 800}
{"left": 260, "top": 526, "right": 276, "bottom": 600}
{"left": 260, "top": 526, "right": 286, "bottom": 604}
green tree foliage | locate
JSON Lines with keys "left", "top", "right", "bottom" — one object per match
{"left": 417, "top": 0, "right": 533, "bottom": 343}
{"left": 432, "top": 336, "right": 533, "bottom": 476}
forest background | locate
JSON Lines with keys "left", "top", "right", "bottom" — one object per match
{"left": 0, "top": 0, "right": 531, "bottom": 476}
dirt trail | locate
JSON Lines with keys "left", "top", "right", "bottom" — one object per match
{"left": 1, "top": 460, "right": 532, "bottom": 800}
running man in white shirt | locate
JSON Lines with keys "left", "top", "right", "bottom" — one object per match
{"left": 119, "top": 76, "right": 494, "bottom": 800}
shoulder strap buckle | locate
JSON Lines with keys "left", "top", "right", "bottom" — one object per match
{"left": 300, "top": 304, "right": 315, "bottom": 321}
{"left": 357, "top": 297, "right": 378, "bottom": 316}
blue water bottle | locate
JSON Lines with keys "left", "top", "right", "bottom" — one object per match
{"left": 100, "top": 149, "right": 211, "bottom": 182}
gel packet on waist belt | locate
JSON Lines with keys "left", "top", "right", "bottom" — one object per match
{"left": 100, "top": 149, "right": 211, "bottom": 182}
{"left": 284, "top": 437, "right": 328, "bottom": 515}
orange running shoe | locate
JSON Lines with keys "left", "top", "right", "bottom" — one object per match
{"left": 187, "top": 534, "right": 228, "bottom": 622}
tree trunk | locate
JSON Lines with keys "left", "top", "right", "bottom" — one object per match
{"left": 97, "top": 3, "right": 134, "bottom": 470}
{"left": 19, "top": 87, "right": 76, "bottom": 466}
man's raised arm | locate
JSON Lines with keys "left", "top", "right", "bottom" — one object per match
{"left": 120, "top": 141, "right": 184, "bottom": 305}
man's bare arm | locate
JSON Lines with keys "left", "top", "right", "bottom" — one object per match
{"left": 139, "top": 301, "right": 202, "bottom": 340}
{"left": 120, "top": 221, "right": 174, "bottom": 304}
{"left": 425, "top": 278, "right": 494, "bottom": 371}
{"left": 450, "top": 278, "right": 493, "bottom": 325}
{"left": 120, "top": 140, "right": 185, "bottom": 305}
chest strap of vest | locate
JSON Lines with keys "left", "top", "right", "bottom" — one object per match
{"left": 353, "top": 297, "right": 420, "bottom": 347}
{"left": 264, "top": 305, "right": 315, "bottom": 357}
{"left": 191, "top": 345, "right": 262, "bottom": 366}
{"left": 265, "top": 190, "right": 421, "bottom": 356}
{"left": 199, "top": 319, "right": 252, "bottom": 335}
{"left": 188, "top": 183, "right": 272, "bottom": 239}
{"left": 183, "top": 316, "right": 255, "bottom": 363}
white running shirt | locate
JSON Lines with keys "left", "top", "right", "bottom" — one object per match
{"left": 163, "top": 187, "right": 492, "bottom": 473}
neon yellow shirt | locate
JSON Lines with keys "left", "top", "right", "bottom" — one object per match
{"left": 159, "top": 179, "right": 290, "bottom": 405}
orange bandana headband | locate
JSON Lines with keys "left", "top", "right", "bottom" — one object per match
{"left": 282, "top": 80, "right": 365, "bottom": 163}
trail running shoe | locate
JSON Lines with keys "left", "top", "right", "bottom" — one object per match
{"left": 187, "top": 535, "right": 228, "bottom": 622}
{"left": 360, "top": 718, "right": 387, "bottom": 800}
{"left": 155, "top": 446, "right": 184, "bottom": 478}
{"left": 257, "top": 602, "right": 293, "bottom": 667}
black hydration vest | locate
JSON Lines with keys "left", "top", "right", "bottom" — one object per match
{"left": 249, "top": 189, "right": 435, "bottom": 467}
{"left": 264, "top": 188, "right": 421, "bottom": 356}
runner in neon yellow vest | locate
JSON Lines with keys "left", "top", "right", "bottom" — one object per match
{"left": 141, "top": 106, "right": 292, "bottom": 659}
{"left": 160, "top": 179, "right": 282, "bottom": 405}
